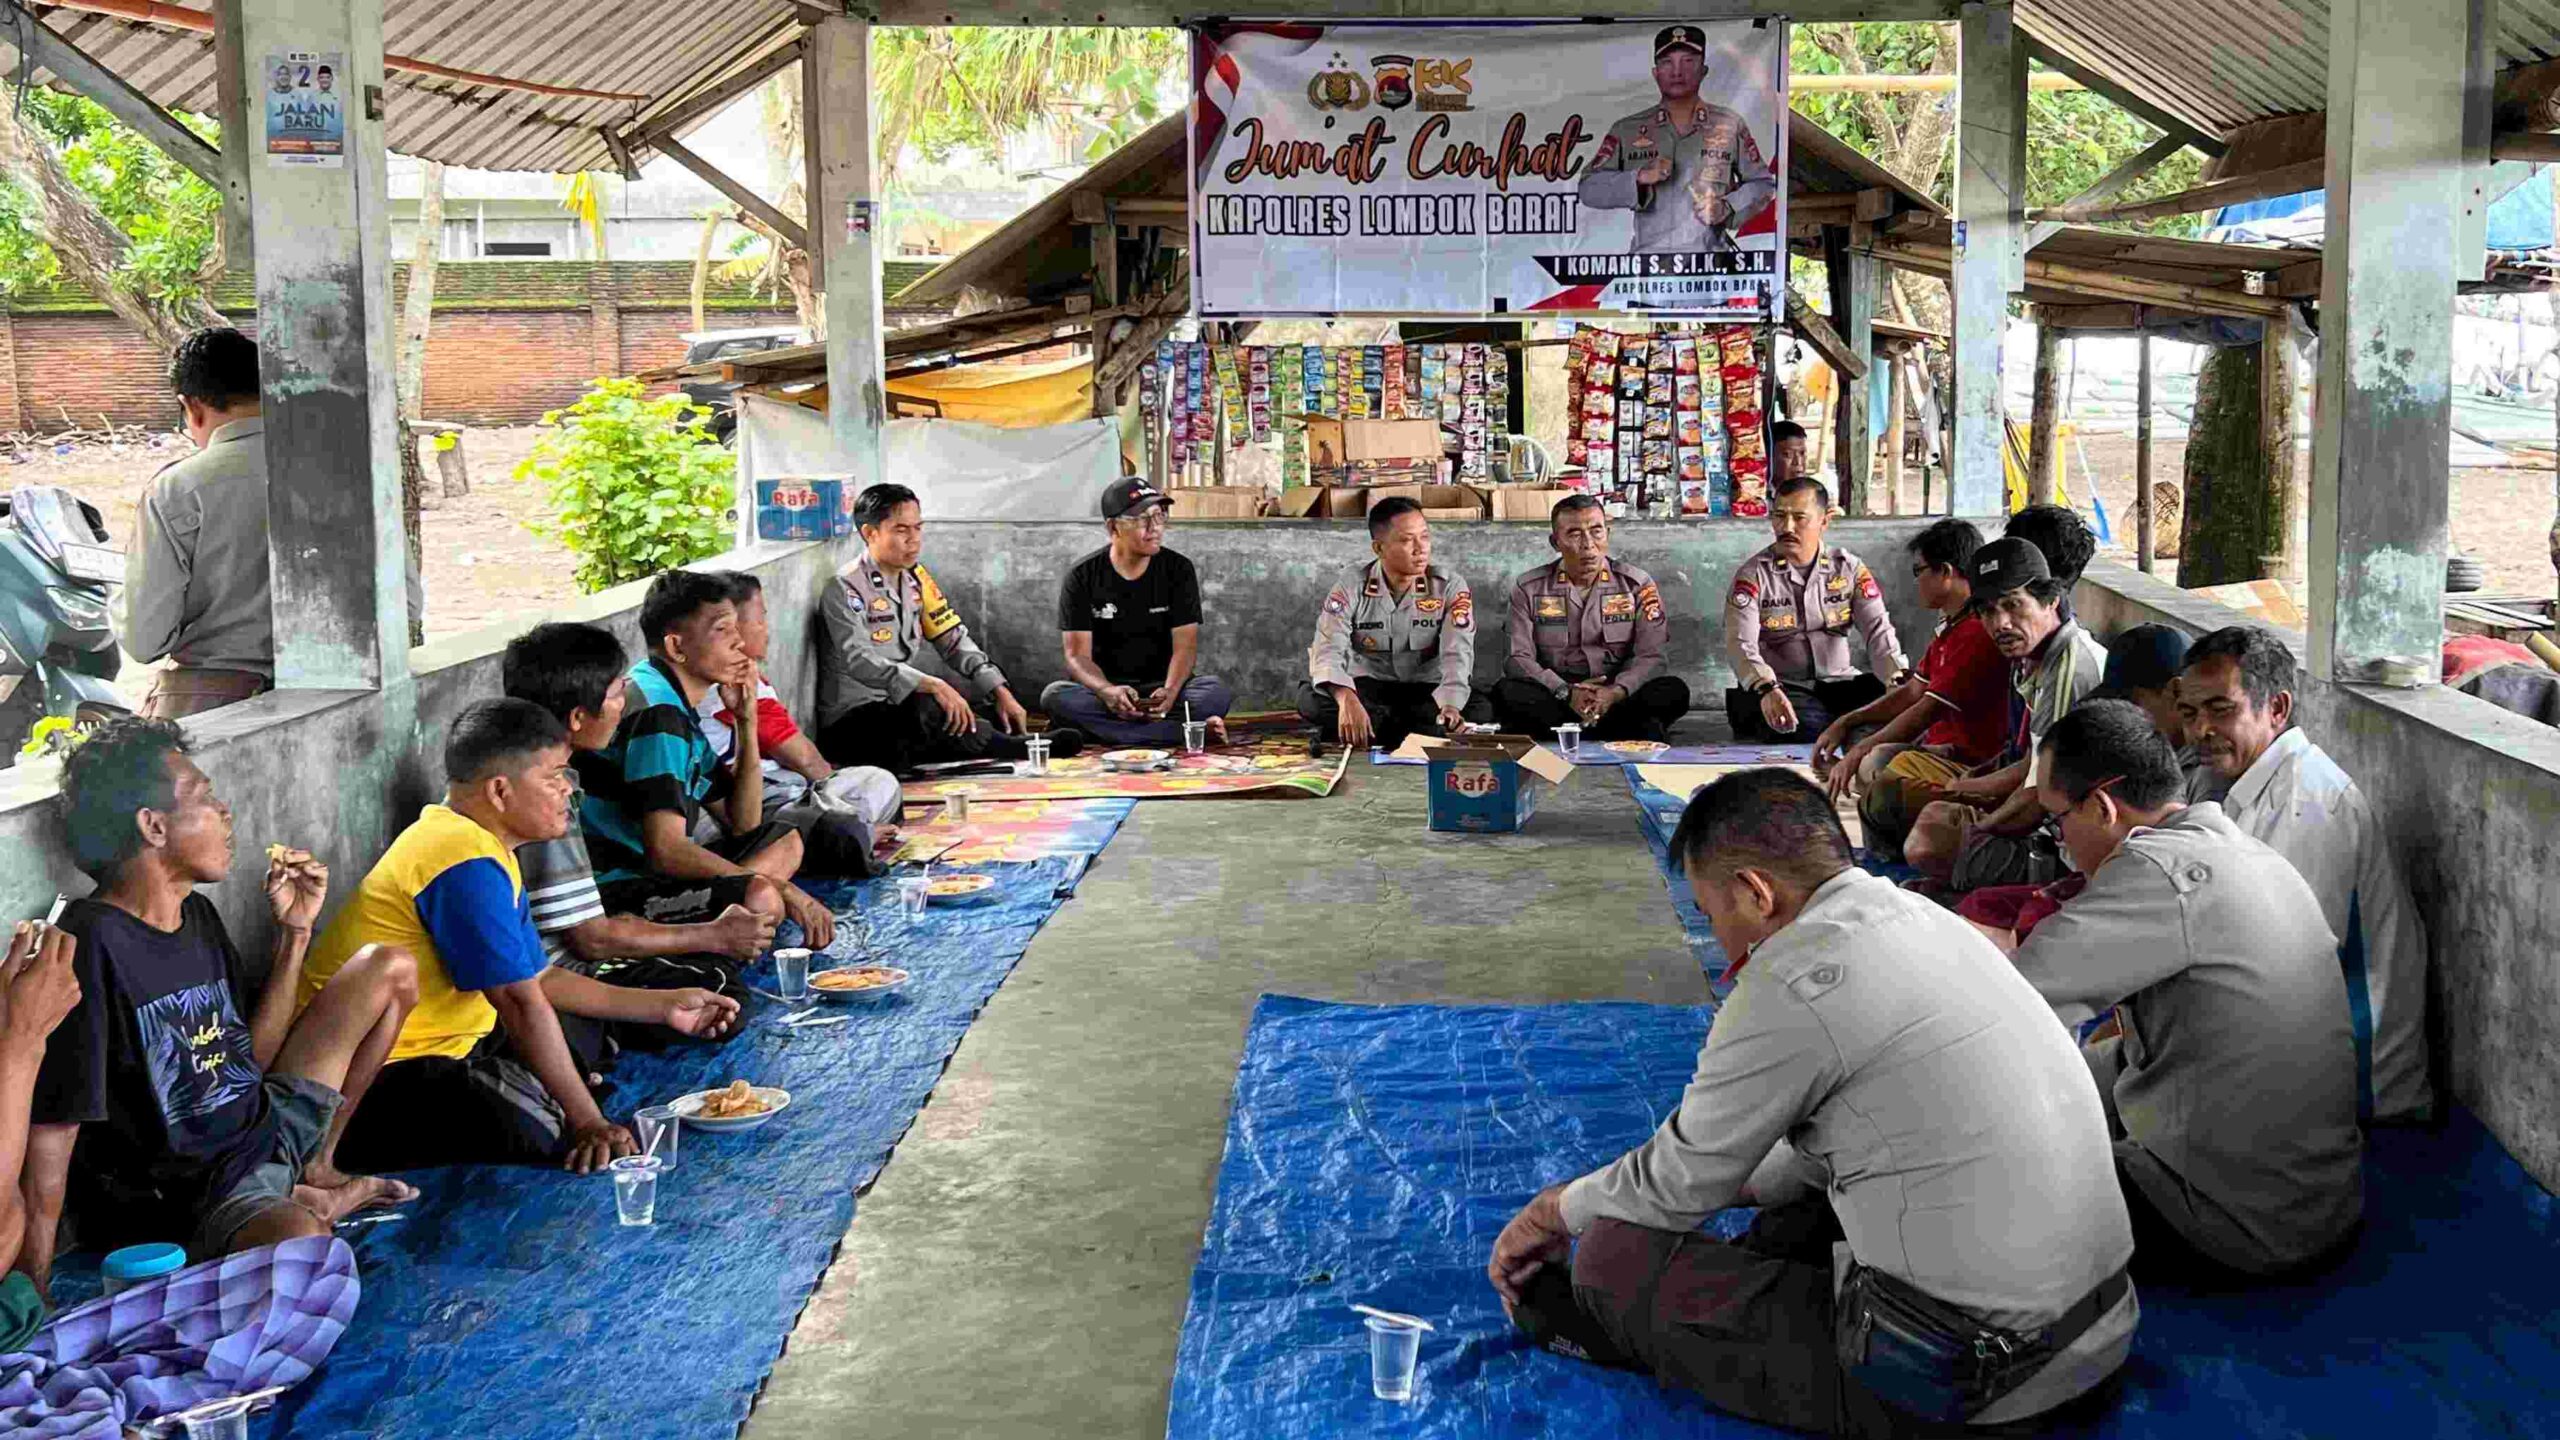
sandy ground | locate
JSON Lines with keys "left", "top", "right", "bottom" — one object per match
{"left": 10, "top": 425, "right": 582, "bottom": 704}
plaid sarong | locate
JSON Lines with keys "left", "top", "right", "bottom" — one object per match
{"left": 0, "top": 1235, "right": 358, "bottom": 1438}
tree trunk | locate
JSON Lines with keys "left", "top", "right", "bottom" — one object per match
{"left": 2026, "top": 320, "right": 2060, "bottom": 504}
{"left": 398, "top": 161, "right": 445, "bottom": 423}
{"left": 691, "top": 212, "right": 720, "bottom": 333}
{"left": 0, "top": 90, "right": 222, "bottom": 356}
{"left": 2177, "top": 343, "right": 2279, "bottom": 589}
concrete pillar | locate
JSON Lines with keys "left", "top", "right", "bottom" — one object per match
{"left": 2309, "top": 0, "right": 2468, "bottom": 682}
{"left": 1825, "top": 228, "right": 1877, "bottom": 513}
{"left": 1953, "top": 0, "right": 2026, "bottom": 517}
{"left": 804, "top": 16, "right": 884, "bottom": 485}
{"left": 221, "top": 0, "right": 407, "bottom": 690}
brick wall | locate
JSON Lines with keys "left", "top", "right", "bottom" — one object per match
{"left": 0, "top": 259, "right": 945, "bottom": 433}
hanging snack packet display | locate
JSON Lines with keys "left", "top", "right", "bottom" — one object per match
{"left": 1247, "top": 347, "right": 1273, "bottom": 443}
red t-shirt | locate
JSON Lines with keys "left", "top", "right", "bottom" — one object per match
{"left": 1913, "top": 613, "right": 2009, "bottom": 764}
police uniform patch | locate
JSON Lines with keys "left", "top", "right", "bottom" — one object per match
{"left": 1857, "top": 566, "right": 1882, "bottom": 602}
{"left": 1825, "top": 604, "right": 1853, "bottom": 631}
{"left": 1414, "top": 596, "right": 1443, "bottom": 614}
{"left": 1449, "top": 591, "right": 1474, "bottom": 630}
{"left": 1825, "top": 574, "right": 1851, "bottom": 596}
{"left": 1364, "top": 577, "right": 1384, "bottom": 598}
{"left": 1729, "top": 579, "right": 1759, "bottom": 609}
{"left": 869, "top": 569, "right": 887, "bottom": 589}
{"left": 1636, "top": 582, "right": 1664, "bottom": 623}
{"left": 1764, "top": 612, "right": 1799, "bottom": 632}
{"left": 1534, "top": 596, "right": 1569, "bottom": 620}
{"left": 869, "top": 596, "right": 892, "bottom": 615}
{"left": 869, "top": 626, "right": 894, "bottom": 643}
{"left": 1601, "top": 592, "right": 1635, "bottom": 620}
{"left": 1324, "top": 588, "right": 1349, "bottom": 617}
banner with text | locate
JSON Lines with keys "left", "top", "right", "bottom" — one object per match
{"left": 1190, "top": 21, "right": 1787, "bottom": 319}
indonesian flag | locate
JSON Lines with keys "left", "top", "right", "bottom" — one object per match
{"left": 1190, "top": 24, "right": 1325, "bottom": 189}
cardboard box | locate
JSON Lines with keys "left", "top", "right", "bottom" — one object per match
{"left": 1322, "top": 485, "right": 1371, "bottom": 518}
{"left": 1305, "top": 416, "right": 1441, "bottom": 470}
{"left": 1171, "top": 486, "right": 1267, "bottom": 519}
{"left": 1274, "top": 486, "right": 1328, "bottom": 518}
{"left": 1488, "top": 486, "right": 1577, "bottom": 522}
{"left": 754, "top": 477, "right": 855, "bottom": 541}
{"left": 1369, "top": 483, "right": 1489, "bottom": 521}
{"left": 1394, "top": 733, "right": 1576, "bottom": 833}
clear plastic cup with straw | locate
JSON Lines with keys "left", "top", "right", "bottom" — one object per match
{"left": 635, "top": 1104, "right": 680, "bottom": 1171}
{"left": 1554, "top": 722, "right": 1582, "bottom": 760}
{"left": 1022, "top": 735, "right": 1051, "bottom": 775}
{"left": 1365, "top": 1314, "right": 1424, "bottom": 1402}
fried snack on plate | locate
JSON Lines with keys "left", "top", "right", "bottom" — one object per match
{"left": 698, "top": 1080, "right": 768, "bottom": 1119}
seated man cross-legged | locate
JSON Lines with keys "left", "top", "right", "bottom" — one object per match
{"left": 1491, "top": 494, "right": 1690, "bottom": 741}
{"left": 1297, "top": 497, "right": 1485, "bottom": 751}
{"left": 304, "top": 700, "right": 741, "bottom": 1176}
{"left": 1491, "top": 769, "right": 2134, "bottom": 1436}
{"left": 23, "top": 719, "right": 419, "bottom": 1286}
{"left": 503, "top": 622, "right": 784, "bottom": 978}
{"left": 1042, "top": 477, "right": 1235, "bottom": 747}
{"left": 580, "top": 572, "right": 836, "bottom": 952}
{"left": 817, "top": 483, "right": 1072, "bottom": 774}
{"left": 1721, "top": 476, "right": 1908, "bottom": 742}
{"left": 2004, "top": 701, "right": 2365, "bottom": 1282}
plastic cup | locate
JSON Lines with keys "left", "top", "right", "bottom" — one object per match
{"left": 897, "top": 876, "right": 929, "bottom": 917}
{"left": 635, "top": 1105, "right": 680, "bottom": 1171}
{"left": 774, "top": 947, "right": 812, "bottom": 1003}
{"left": 1182, "top": 720, "right": 1207, "bottom": 755}
{"left": 611, "top": 1155, "right": 663, "bottom": 1227}
{"left": 101, "top": 1241, "right": 187, "bottom": 1296}
{"left": 1022, "top": 736, "right": 1052, "bottom": 776}
{"left": 1365, "top": 1315, "right": 1422, "bottom": 1403}
{"left": 1554, "top": 723, "right": 1582, "bottom": 760}
{"left": 180, "top": 1406, "right": 250, "bottom": 1440}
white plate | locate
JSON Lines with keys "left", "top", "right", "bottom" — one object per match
{"left": 670, "top": 1085, "right": 792, "bottom": 1133}
{"left": 809, "top": 965, "right": 911, "bottom": 1000}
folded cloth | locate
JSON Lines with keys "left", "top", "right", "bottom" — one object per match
{"left": 0, "top": 1235, "right": 359, "bottom": 1439}
{"left": 0, "top": 1272, "right": 39, "bottom": 1354}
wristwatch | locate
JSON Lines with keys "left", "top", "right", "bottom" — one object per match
{"left": 1750, "top": 679, "right": 1778, "bottom": 697}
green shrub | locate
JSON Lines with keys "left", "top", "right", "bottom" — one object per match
{"left": 518, "top": 378, "right": 734, "bottom": 593}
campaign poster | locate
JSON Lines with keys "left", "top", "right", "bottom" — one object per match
{"left": 1190, "top": 21, "right": 1787, "bottom": 318}
{"left": 264, "top": 51, "right": 347, "bottom": 168}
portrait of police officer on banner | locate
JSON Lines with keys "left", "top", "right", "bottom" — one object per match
{"left": 1577, "top": 26, "right": 1778, "bottom": 256}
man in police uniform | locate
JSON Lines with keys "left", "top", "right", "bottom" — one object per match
{"left": 1493, "top": 494, "right": 1690, "bottom": 741}
{"left": 1723, "top": 476, "right": 1908, "bottom": 742}
{"left": 2009, "top": 700, "right": 2364, "bottom": 1282}
{"left": 1578, "top": 25, "right": 1779, "bottom": 255}
{"left": 1492, "top": 770, "right": 2136, "bottom": 1435}
{"left": 1297, "top": 497, "right": 1485, "bottom": 750}
{"left": 814, "top": 482, "right": 1079, "bottom": 774}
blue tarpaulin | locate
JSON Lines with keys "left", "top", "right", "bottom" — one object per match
{"left": 1171, "top": 995, "right": 2560, "bottom": 1440}
{"left": 249, "top": 814, "right": 1129, "bottom": 1439}
{"left": 2207, "top": 168, "right": 2554, "bottom": 252}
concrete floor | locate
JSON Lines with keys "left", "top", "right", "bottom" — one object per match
{"left": 743, "top": 764, "right": 1706, "bottom": 1439}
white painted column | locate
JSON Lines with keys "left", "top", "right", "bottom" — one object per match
{"left": 1952, "top": 0, "right": 2026, "bottom": 517}
{"left": 220, "top": 0, "right": 406, "bottom": 689}
{"left": 2309, "top": 0, "right": 2468, "bottom": 681}
{"left": 804, "top": 16, "right": 885, "bottom": 486}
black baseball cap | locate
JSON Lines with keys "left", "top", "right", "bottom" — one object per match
{"left": 1654, "top": 25, "right": 1706, "bottom": 59}
{"left": 1100, "top": 476, "right": 1173, "bottom": 520}
{"left": 2095, "top": 623, "right": 2190, "bottom": 699}
{"left": 1969, "top": 537, "right": 2051, "bottom": 599}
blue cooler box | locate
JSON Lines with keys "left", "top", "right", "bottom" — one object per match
{"left": 755, "top": 478, "right": 856, "bottom": 541}
{"left": 1411, "top": 735, "right": 1576, "bottom": 834}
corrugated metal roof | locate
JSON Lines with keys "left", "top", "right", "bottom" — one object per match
{"left": 5, "top": 1, "right": 802, "bottom": 173}
{"left": 2020, "top": 0, "right": 2560, "bottom": 139}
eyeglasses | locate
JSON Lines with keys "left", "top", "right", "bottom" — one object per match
{"left": 1120, "top": 511, "right": 1169, "bottom": 531}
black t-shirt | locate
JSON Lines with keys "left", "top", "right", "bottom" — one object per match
{"left": 32, "top": 895, "right": 277, "bottom": 1243}
{"left": 1057, "top": 547, "right": 1203, "bottom": 689}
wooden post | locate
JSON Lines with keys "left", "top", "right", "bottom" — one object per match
{"left": 1883, "top": 345, "right": 1907, "bottom": 515}
{"left": 1089, "top": 210, "right": 1120, "bottom": 418}
{"left": 2026, "top": 317, "right": 2061, "bottom": 504}
{"left": 2260, "top": 316, "right": 2302, "bottom": 583}
{"left": 2136, "top": 333, "right": 2156, "bottom": 573}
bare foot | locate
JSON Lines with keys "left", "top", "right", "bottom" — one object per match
{"left": 294, "top": 1174, "right": 418, "bottom": 1222}
{"left": 1207, "top": 716, "right": 1229, "bottom": 745}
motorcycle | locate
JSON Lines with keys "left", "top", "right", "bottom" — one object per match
{"left": 0, "top": 485, "right": 126, "bottom": 764}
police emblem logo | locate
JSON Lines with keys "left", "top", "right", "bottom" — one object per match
{"left": 868, "top": 596, "right": 891, "bottom": 615}
{"left": 1729, "top": 579, "right": 1759, "bottom": 609}
{"left": 1534, "top": 596, "right": 1569, "bottom": 620}
{"left": 1764, "top": 612, "right": 1799, "bottom": 632}
{"left": 1449, "top": 591, "right": 1474, "bottom": 630}
{"left": 869, "top": 626, "right": 894, "bottom": 643}
{"left": 1324, "top": 589, "right": 1350, "bottom": 617}
{"left": 1601, "top": 592, "right": 1635, "bottom": 620}
{"left": 1637, "top": 582, "right": 1665, "bottom": 623}
{"left": 1414, "top": 596, "right": 1443, "bottom": 614}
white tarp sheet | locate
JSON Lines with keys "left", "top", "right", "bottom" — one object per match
{"left": 735, "top": 393, "right": 1123, "bottom": 524}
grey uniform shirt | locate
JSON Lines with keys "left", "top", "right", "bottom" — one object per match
{"left": 817, "top": 551, "right": 1008, "bottom": 728}
{"left": 1576, "top": 100, "right": 1778, "bottom": 254}
{"left": 1307, "top": 560, "right": 1474, "bottom": 712}
{"left": 2011, "top": 804, "right": 2365, "bottom": 1274}
{"left": 1561, "top": 869, "right": 2134, "bottom": 1342}
{"left": 1723, "top": 544, "right": 1906, "bottom": 691}
{"left": 1505, "top": 558, "right": 1669, "bottom": 696}
{"left": 124, "top": 417, "right": 274, "bottom": 678}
